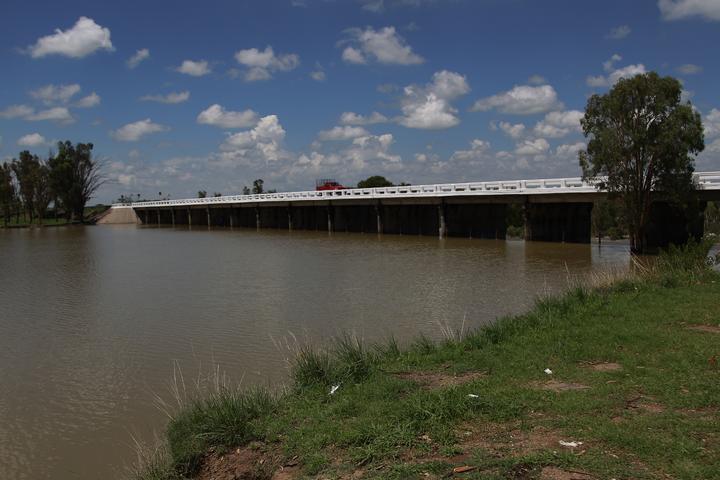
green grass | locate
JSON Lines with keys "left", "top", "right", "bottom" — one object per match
{"left": 133, "top": 241, "right": 720, "bottom": 480}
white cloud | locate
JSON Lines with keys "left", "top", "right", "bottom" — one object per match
{"left": 515, "top": 138, "right": 550, "bottom": 156}
{"left": 234, "top": 46, "right": 300, "bottom": 81}
{"left": 141, "top": 91, "right": 190, "bottom": 104}
{"left": 341, "top": 26, "right": 423, "bottom": 65}
{"left": 587, "top": 58, "right": 647, "bottom": 87}
{"left": 450, "top": 139, "right": 492, "bottom": 162}
{"left": 0, "top": 105, "right": 34, "bottom": 119}
{"left": 30, "top": 84, "right": 81, "bottom": 105}
{"left": 492, "top": 121, "right": 526, "bottom": 139}
{"left": 75, "top": 92, "right": 101, "bottom": 108}
{"left": 361, "top": 0, "right": 385, "bottom": 12}
{"left": 196, "top": 104, "right": 258, "bottom": 129}
{"left": 216, "top": 115, "right": 289, "bottom": 167}
{"left": 112, "top": 119, "right": 169, "bottom": 142}
{"left": 658, "top": 0, "right": 720, "bottom": 21}
{"left": 532, "top": 110, "right": 584, "bottom": 138}
{"left": 310, "top": 70, "right": 326, "bottom": 81}
{"left": 176, "top": 60, "right": 211, "bottom": 76}
{"left": 28, "top": 17, "right": 114, "bottom": 58}
{"left": 555, "top": 142, "right": 587, "bottom": 160}
{"left": 127, "top": 48, "right": 150, "bottom": 69}
{"left": 339, "top": 111, "right": 388, "bottom": 125}
{"left": 471, "top": 85, "right": 562, "bottom": 115}
{"left": 704, "top": 108, "right": 720, "bottom": 138}
{"left": 318, "top": 126, "right": 370, "bottom": 141}
{"left": 26, "top": 107, "right": 74, "bottom": 123}
{"left": 399, "top": 70, "right": 470, "bottom": 129}
{"left": 341, "top": 47, "right": 367, "bottom": 64}
{"left": 606, "top": 25, "right": 631, "bottom": 39}
{"left": 676, "top": 63, "right": 703, "bottom": 75}
{"left": 17, "top": 133, "right": 47, "bottom": 147}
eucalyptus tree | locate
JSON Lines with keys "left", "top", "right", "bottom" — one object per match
{"left": 579, "top": 72, "right": 704, "bottom": 253}
{"left": 48, "top": 141, "right": 105, "bottom": 222}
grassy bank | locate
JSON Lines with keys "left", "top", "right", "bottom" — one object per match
{"left": 133, "top": 242, "right": 720, "bottom": 480}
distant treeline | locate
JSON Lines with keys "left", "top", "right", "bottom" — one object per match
{"left": 0, "top": 141, "right": 104, "bottom": 226}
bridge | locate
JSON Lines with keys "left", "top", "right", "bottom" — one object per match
{"left": 106, "top": 171, "right": 720, "bottom": 247}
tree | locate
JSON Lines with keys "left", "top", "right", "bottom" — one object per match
{"left": 197, "top": 190, "right": 207, "bottom": 198}
{"left": 0, "top": 162, "right": 16, "bottom": 226}
{"left": 579, "top": 72, "right": 704, "bottom": 253}
{"left": 357, "top": 175, "right": 394, "bottom": 188}
{"left": 242, "top": 186, "right": 251, "bottom": 195}
{"left": 213, "top": 192, "right": 222, "bottom": 197}
{"left": 48, "top": 141, "right": 105, "bottom": 222}
{"left": 252, "top": 179, "right": 264, "bottom": 194}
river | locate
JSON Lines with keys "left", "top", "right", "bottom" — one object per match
{"left": 0, "top": 225, "right": 631, "bottom": 479}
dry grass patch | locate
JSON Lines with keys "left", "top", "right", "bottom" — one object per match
{"left": 391, "top": 370, "right": 487, "bottom": 389}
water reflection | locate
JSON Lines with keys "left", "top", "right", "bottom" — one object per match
{"left": 0, "top": 226, "right": 630, "bottom": 479}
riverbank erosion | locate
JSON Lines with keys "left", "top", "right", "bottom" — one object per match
{"left": 132, "top": 242, "right": 720, "bottom": 480}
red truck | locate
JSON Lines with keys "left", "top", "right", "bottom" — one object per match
{"left": 315, "top": 179, "right": 346, "bottom": 191}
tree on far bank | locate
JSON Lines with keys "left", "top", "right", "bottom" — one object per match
{"left": 579, "top": 72, "right": 704, "bottom": 253}
{"left": 48, "top": 141, "right": 105, "bottom": 222}
{"left": 357, "top": 175, "right": 394, "bottom": 188}
{"left": 252, "top": 179, "right": 264, "bottom": 194}
{"left": 0, "top": 162, "right": 17, "bottom": 226}
{"left": 197, "top": 190, "right": 207, "bottom": 198}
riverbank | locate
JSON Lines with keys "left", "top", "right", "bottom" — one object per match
{"left": 133, "top": 242, "right": 720, "bottom": 480}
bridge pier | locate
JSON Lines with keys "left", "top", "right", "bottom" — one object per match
{"left": 171, "top": 208, "right": 175, "bottom": 227}
{"left": 438, "top": 203, "right": 447, "bottom": 239}
{"left": 525, "top": 202, "right": 593, "bottom": 243}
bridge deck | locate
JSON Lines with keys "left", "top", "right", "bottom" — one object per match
{"left": 113, "top": 172, "right": 720, "bottom": 209}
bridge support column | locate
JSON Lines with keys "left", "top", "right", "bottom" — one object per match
{"left": 229, "top": 207, "right": 234, "bottom": 229}
{"left": 255, "top": 206, "right": 261, "bottom": 230}
{"left": 157, "top": 209, "right": 161, "bottom": 225}
{"left": 526, "top": 202, "right": 593, "bottom": 243}
{"left": 327, "top": 204, "right": 334, "bottom": 233}
{"left": 523, "top": 202, "right": 532, "bottom": 241}
{"left": 438, "top": 202, "right": 447, "bottom": 239}
{"left": 143, "top": 210, "right": 149, "bottom": 225}
{"left": 375, "top": 203, "right": 383, "bottom": 234}
{"left": 187, "top": 209, "right": 192, "bottom": 228}
{"left": 287, "top": 206, "right": 293, "bottom": 231}
{"left": 171, "top": 208, "right": 175, "bottom": 227}
{"left": 206, "top": 207, "right": 211, "bottom": 228}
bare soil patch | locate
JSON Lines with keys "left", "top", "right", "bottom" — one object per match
{"left": 532, "top": 380, "right": 590, "bottom": 392}
{"left": 195, "top": 443, "right": 299, "bottom": 480}
{"left": 539, "top": 466, "right": 595, "bottom": 480}
{"left": 626, "top": 396, "right": 665, "bottom": 413}
{"left": 687, "top": 324, "right": 720, "bottom": 334}
{"left": 586, "top": 362, "right": 622, "bottom": 372}
{"left": 457, "top": 422, "right": 570, "bottom": 456}
{"left": 392, "top": 370, "right": 486, "bottom": 389}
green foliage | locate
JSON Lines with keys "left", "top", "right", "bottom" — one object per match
{"left": 11, "top": 151, "right": 52, "bottom": 225}
{"left": 48, "top": 141, "right": 104, "bottom": 222}
{"left": 706, "top": 201, "right": 720, "bottom": 236}
{"left": 166, "top": 387, "right": 277, "bottom": 475}
{"left": 290, "top": 335, "right": 378, "bottom": 389}
{"left": 592, "top": 198, "right": 626, "bottom": 240}
{"left": 357, "top": 175, "right": 394, "bottom": 188}
{"left": 197, "top": 190, "right": 207, "bottom": 198}
{"left": 252, "top": 179, "right": 264, "bottom": 194}
{"left": 0, "top": 162, "right": 18, "bottom": 225}
{"left": 579, "top": 72, "right": 705, "bottom": 253}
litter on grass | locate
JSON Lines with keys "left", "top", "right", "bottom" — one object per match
{"left": 559, "top": 440, "right": 583, "bottom": 448}
{"left": 544, "top": 368, "right": 553, "bottom": 375}
{"left": 329, "top": 384, "right": 340, "bottom": 395}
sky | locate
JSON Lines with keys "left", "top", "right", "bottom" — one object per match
{"left": 1, "top": 0, "right": 720, "bottom": 203}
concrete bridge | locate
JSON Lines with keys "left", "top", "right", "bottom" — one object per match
{"left": 106, "top": 172, "right": 720, "bottom": 248}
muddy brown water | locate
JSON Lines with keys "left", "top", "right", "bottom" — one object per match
{"left": 0, "top": 225, "right": 631, "bottom": 479}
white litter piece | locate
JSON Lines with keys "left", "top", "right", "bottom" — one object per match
{"left": 467, "top": 394, "right": 479, "bottom": 398}
{"left": 559, "top": 440, "right": 583, "bottom": 448}
{"left": 329, "top": 384, "right": 340, "bottom": 395}
{"left": 544, "top": 368, "right": 553, "bottom": 375}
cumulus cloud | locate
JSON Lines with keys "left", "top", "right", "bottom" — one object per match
{"left": 127, "top": 48, "right": 150, "bottom": 69}
{"left": 318, "top": 126, "right": 370, "bottom": 141}
{"left": 26, "top": 107, "right": 74, "bottom": 123}
{"left": 491, "top": 121, "right": 526, "bottom": 139}
{"left": 216, "top": 115, "right": 289, "bottom": 167}
{"left": 658, "top": 0, "right": 720, "bottom": 21}
{"left": 176, "top": 60, "right": 211, "bottom": 76}
{"left": 197, "top": 104, "right": 258, "bottom": 129}
{"left": 28, "top": 17, "right": 114, "bottom": 58}
{"left": 676, "top": 63, "right": 703, "bottom": 75}
{"left": 141, "top": 91, "right": 190, "bottom": 104}
{"left": 514, "top": 138, "right": 550, "bottom": 156}
{"left": 450, "top": 139, "right": 492, "bottom": 162}
{"left": 0, "top": 105, "right": 35, "bottom": 119}
{"left": 587, "top": 56, "right": 647, "bottom": 87}
{"left": 339, "top": 111, "right": 388, "bottom": 125}
{"left": 532, "top": 110, "right": 584, "bottom": 138}
{"left": 704, "top": 108, "right": 720, "bottom": 138}
{"left": 341, "top": 26, "right": 423, "bottom": 65}
{"left": 555, "top": 142, "right": 587, "bottom": 160}
{"left": 471, "top": 85, "right": 562, "bottom": 115}
{"left": 606, "top": 25, "right": 631, "bottom": 39}
{"left": 112, "top": 119, "right": 169, "bottom": 142}
{"left": 398, "top": 70, "right": 470, "bottom": 129}
{"left": 310, "top": 70, "right": 326, "bottom": 81}
{"left": 30, "top": 84, "right": 81, "bottom": 105}
{"left": 17, "top": 133, "right": 47, "bottom": 147}
{"left": 75, "top": 92, "right": 101, "bottom": 108}
{"left": 527, "top": 75, "right": 547, "bottom": 85}
{"left": 234, "top": 46, "right": 299, "bottom": 81}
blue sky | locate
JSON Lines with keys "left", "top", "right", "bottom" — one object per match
{"left": 1, "top": 0, "right": 719, "bottom": 202}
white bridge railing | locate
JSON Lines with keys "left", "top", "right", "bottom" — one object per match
{"left": 114, "top": 171, "right": 720, "bottom": 209}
